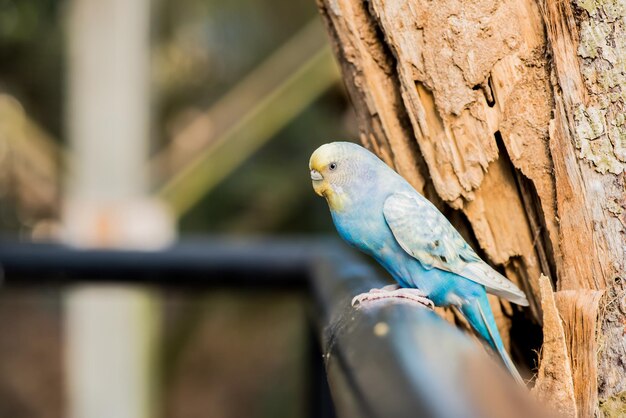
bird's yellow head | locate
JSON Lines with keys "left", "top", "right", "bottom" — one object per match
{"left": 309, "top": 142, "right": 363, "bottom": 211}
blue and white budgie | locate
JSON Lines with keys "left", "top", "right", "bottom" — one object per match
{"left": 309, "top": 141, "right": 528, "bottom": 384}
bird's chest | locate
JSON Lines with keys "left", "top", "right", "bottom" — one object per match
{"left": 331, "top": 205, "right": 395, "bottom": 256}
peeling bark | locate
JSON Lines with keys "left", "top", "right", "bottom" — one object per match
{"left": 540, "top": 0, "right": 626, "bottom": 405}
{"left": 555, "top": 290, "right": 603, "bottom": 416}
{"left": 317, "top": 0, "right": 626, "bottom": 412}
{"left": 534, "top": 275, "right": 577, "bottom": 417}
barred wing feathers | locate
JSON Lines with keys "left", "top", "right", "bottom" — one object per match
{"left": 383, "top": 193, "right": 528, "bottom": 306}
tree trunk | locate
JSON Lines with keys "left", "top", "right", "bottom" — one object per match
{"left": 315, "top": 0, "right": 626, "bottom": 415}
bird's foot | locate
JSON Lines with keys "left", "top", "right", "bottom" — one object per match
{"left": 351, "top": 286, "right": 434, "bottom": 309}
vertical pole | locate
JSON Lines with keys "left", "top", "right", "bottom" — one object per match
{"left": 64, "top": 1, "right": 173, "bottom": 418}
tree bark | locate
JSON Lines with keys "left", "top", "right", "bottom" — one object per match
{"left": 316, "top": 0, "right": 626, "bottom": 415}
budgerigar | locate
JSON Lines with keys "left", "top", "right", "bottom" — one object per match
{"left": 309, "top": 141, "right": 528, "bottom": 384}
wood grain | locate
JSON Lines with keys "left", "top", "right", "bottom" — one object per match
{"left": 555, "top": 290, "right": 603, "bottom": 417}
{"left": 533, "top": 275, "right": 577, "bottom": 417}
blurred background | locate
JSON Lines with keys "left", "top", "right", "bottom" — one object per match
{"left": 0, "top": 0, "right": 356, "bottom": 416}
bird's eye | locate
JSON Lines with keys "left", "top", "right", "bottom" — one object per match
{"left": 329, "top": 162, "right": 337, "bottom": 171}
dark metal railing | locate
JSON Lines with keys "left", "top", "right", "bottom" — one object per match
{"left": 0, "top": 238, "right": 544, "bottom": 418}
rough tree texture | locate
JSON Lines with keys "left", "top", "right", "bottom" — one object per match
{"left": 317, "top": 0, "right": 626, "bottom": 415}
{"left": 533, "top": 275, "right": 577, "bottom": 416}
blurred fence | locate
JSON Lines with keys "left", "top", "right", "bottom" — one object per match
{"left": 0, "top": 238, "right": 546, "bottom": 418}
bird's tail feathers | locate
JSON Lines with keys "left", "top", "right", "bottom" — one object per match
{"left": 476, "top": 302, "right": 524, "bottom": 386}
{"left": 460, "top": 296, "right": 525, "bottom": 386}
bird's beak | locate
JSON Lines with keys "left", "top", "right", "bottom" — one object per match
{"left": 310, "top": 169, "right": 323, "bottom": 181}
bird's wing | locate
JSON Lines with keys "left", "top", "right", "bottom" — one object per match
{"left": 383, "top": 193, "right": 528, "bottom": 306}
{"left": 382, "top": 192, "right": 480, "bottom": 270}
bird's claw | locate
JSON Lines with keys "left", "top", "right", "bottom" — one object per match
{"left": 351, "top": 286, "right": 434, "bottom": 310}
